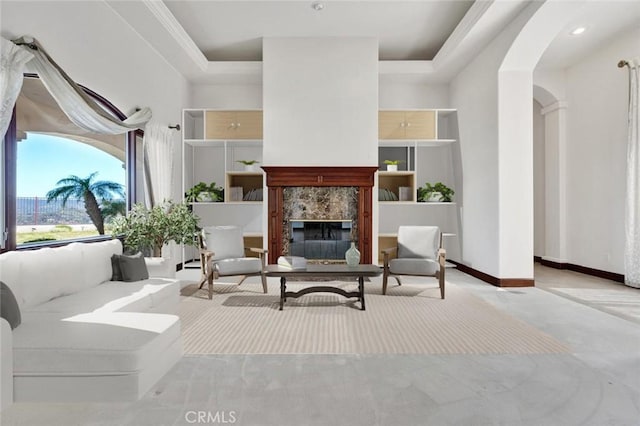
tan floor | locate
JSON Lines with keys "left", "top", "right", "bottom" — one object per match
{"left": 534, "top": 263, "right": 640, "bottom": 324}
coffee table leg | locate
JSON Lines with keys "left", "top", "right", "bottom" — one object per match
{"left": 359, "top": 276, "right": 365, "bottom": 311}
{"left": 280, "top": 277, "right": 286, "bottom": 311}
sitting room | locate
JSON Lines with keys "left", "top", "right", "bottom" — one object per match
{"left": 1, "top": 1, "right": 639, "bottom": 425}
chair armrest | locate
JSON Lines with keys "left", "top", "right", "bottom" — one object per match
{"left": 247, "top": 247, "right": 268, "bottom": 267}
{"left": 437, "top": 248, "right": 446, "bottom": 268}
{"left": 381, "top": 247, "right": 397, "bottom": 268}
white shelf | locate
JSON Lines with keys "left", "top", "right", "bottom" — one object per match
{"left": 184, "top": 139, "right": 261, "bottom": 147}
{"left": 379, "top": 139, "right": 456, "bottom": 147}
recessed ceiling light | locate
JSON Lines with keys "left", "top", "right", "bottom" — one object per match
{"left": 311, "top": 2, "right": 324, "bottom": 11}
{"left": 570, "top": 27, "right": 586, "bottom": 36}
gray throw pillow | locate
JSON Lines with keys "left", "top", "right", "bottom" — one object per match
{"left": 117, "top": 252, "right": 149, "bottom": 282}
{"left": 111, "top": 254, "right": 124, "bottom": 281}
{"left": 0, "top": 281, "right": 21, "bottom": 330}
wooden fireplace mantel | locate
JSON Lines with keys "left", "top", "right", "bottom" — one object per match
{"left": 262, "top": 166, "right": 378, "bottom": 264}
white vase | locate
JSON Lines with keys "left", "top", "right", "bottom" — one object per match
{"left": 345, "top": 242, "right": 361, "bottom": 266}
{"left": 244, "top": 164, "right": 257, "bottom": 172}
{"left": 386, "top": 164, "right": 398, "bottom": 172}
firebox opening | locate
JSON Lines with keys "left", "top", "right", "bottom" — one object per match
{"left": 289, "top": 220, "right": 353, "bottom": 260}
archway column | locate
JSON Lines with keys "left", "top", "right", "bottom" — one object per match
{"left": 541, "top": 101, "right": 569, "bottom": 264}
{"left": 498, "top": 70, "right": 534, "bottom": 280}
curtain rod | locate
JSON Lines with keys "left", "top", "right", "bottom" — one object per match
{"left": 618, "top": 60, "right": 630, "bottom": 68}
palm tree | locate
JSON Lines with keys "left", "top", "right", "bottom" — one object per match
{"left": 101, "top": 199, "right": 126, "bottom": 224}
{"left": 46, "top": 172, "right": 124, "bottom": 235}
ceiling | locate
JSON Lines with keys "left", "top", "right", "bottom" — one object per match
{"left": 163, "top": 1, "right": 475, "bottom": 61}
{"left": 105, "top": 0, "right": 640, "bottom": 85}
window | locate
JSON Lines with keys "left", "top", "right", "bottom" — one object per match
{"left": 1, "top": 75, "right": 139, "bottom": 251}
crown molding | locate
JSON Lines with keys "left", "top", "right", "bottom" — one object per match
{"left": 432, "top": 0, "right": 494, "bottom": 68}
{"left": 142, "top": 0, "right": 208, "bottom": 72}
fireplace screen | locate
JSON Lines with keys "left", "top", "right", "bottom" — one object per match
{"left": 289, "top": 220, "right": 353, "bottom": 260}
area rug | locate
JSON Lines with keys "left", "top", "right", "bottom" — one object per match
{"left": 179, "top": 280, "right": 569, "bottom": 355}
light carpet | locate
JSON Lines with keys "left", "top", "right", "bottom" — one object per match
{"left": 179, "top": 280, "right": 569, "bottom": 355}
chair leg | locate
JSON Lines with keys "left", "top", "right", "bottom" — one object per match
{"left": 260, "top": 273, "right": 268, "bottom": 294}
{"left": 382, "top": 270, "right": 388, "bottom": 295}
{"left": 394, "top": 276, "right": 402, "bottom": 286}
{"left": 439, "top": 269, "right": 445, "bottom": 299}
{"left": 207, "top": 270, "right": 216, "bottom": 300}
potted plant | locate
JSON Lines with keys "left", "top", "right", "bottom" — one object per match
{"left": 111, "top": 200, "right": 200, "bottom": 257}
{"left": 185, "top": 182, "right": 224, "bottom": 202}
{"left": 418, "top": 182, "right": 454, "bottom": 202}
{"left": 237, "top": 160, "right": 260, "bottom": 172}
{"left": 383, "top": 159, "right": 403, "bottom": 172}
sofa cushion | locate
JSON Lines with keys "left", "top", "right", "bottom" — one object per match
{"left": 397, "top": 226, "right": 440, "bottom": 259}
{"left": 23, "top": 279, "right": 179, "bottom": 315}
{"left": 117, "top": 252, "right": 149, "bottom": 282}
{"left": 12, "top": 312, "right": 180, "bottom": 375}
{"left": 17, "top": 245, "right": 84, "bottom": 308}
{"left": 0, "top": 281, "right": 21, "bottom": 329}
{"left": 0, "top": 252, "right": 24, "bottom": 308}
{"left": 76, "top": 240, "right": 122, "bottom": 288}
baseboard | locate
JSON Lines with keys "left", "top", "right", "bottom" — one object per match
{"left": 448, "top": 260, "right": 535, "bottom": 288}
{"left": 534, "top": 257, "right": 624, "bottom": 283}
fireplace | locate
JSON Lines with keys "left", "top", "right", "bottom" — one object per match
{"left": 263, "top": 166, "right": 378, "bottom": 264}
{"left": 290, "top": 219, "right": 353, "bottom": 260}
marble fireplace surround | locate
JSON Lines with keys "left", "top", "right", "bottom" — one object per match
{"left": 263, "top": 166, "right": 378, "bottom": 264}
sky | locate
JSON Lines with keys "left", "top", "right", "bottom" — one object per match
{"left": 17, "top": 133, "right": 126, "bottom": 197}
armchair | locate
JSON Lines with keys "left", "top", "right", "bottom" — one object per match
{"left": 198, "top": 226, "right": 268, "bottom": 299}
{"left": 381, "top": 226, "right": 445, "bottom": 298}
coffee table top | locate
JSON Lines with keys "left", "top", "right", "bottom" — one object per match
{"left": 264, "top": 264, "right": 381, "bottom": 278}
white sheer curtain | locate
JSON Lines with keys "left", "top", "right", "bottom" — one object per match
{"left": 1, "top": 37, "right": 33, "bottom": 249}
{"left": 0, "top": 37, "right": 33, "bottom": 139}
{"left": 13, "top": 36, "right": 151, "bottom": 134}
{"left": 143, "top": 121, "right": 174, "bottom": 208}
{"left": 625, "top": 59, "right": 640, "bottom": 288}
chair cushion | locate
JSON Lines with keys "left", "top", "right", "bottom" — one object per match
{"left": 203, "top": 226, "right": 244, "bottom": 260}
{"left": 397, "top": 226, "right": 440, "bottom": 259}
{"left": 389, "top": 258, "right": 440, "bottom": 276}
{"left": 214, "top": 257, "right": 262, "bottom": 276}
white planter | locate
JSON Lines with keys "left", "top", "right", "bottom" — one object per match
{"left": 386, "top": 164, "right": 398, "bottom": 172}
{"left": 426, "top": 192, "right": 443, "bottom": 202}
{"left": 244, "top": 164, "right": 258, "bottom": 172}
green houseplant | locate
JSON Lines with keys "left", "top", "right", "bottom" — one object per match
{"left": 185, "top": 182, "right": 224, "bottom": 202}
{"left": 418, "top": 182, "right": 454, "bottom": 202}
{"left": 236, "top": 160, "right": 260, "bottom": 171}
{"left": 383, "top": 159, "right": 403, "bottom": 171}
{"left": 111, "top": 201, "right": 200, "bottom": 257}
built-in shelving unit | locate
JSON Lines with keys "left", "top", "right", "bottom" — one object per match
{"left": 182, "top": 109, "right": 265, "bottom": 264}
{"left": 377, "top": 109, "right": 462, "bottom": 262}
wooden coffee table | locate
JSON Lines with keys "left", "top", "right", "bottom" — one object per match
{"left": 264, "top": 264, "right": 382, "bottom": 311}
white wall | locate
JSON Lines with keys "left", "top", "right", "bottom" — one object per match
{"left": 1, "top": 1, "right": 190, "bottom": 203}
{"left": 190, "top": 84, "right": 262, "bottom": 109}
{"left": 563, "top": 27, "right": 638, "bottom": 274}
{"left": 450, "top": 21, "right": 523, "bottom": 277}
{"left": 379, "top": 83, "right": 449, "bottom": 109}
{"left": 533, "top": 100, "right": 545, "bottom": 257}
{"left": 262, "top": 37, "right": 378, "bottom": 166}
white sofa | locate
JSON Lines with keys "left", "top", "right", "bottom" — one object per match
{"left": 0, "top": 239, "right": 183, "bottom": 405}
